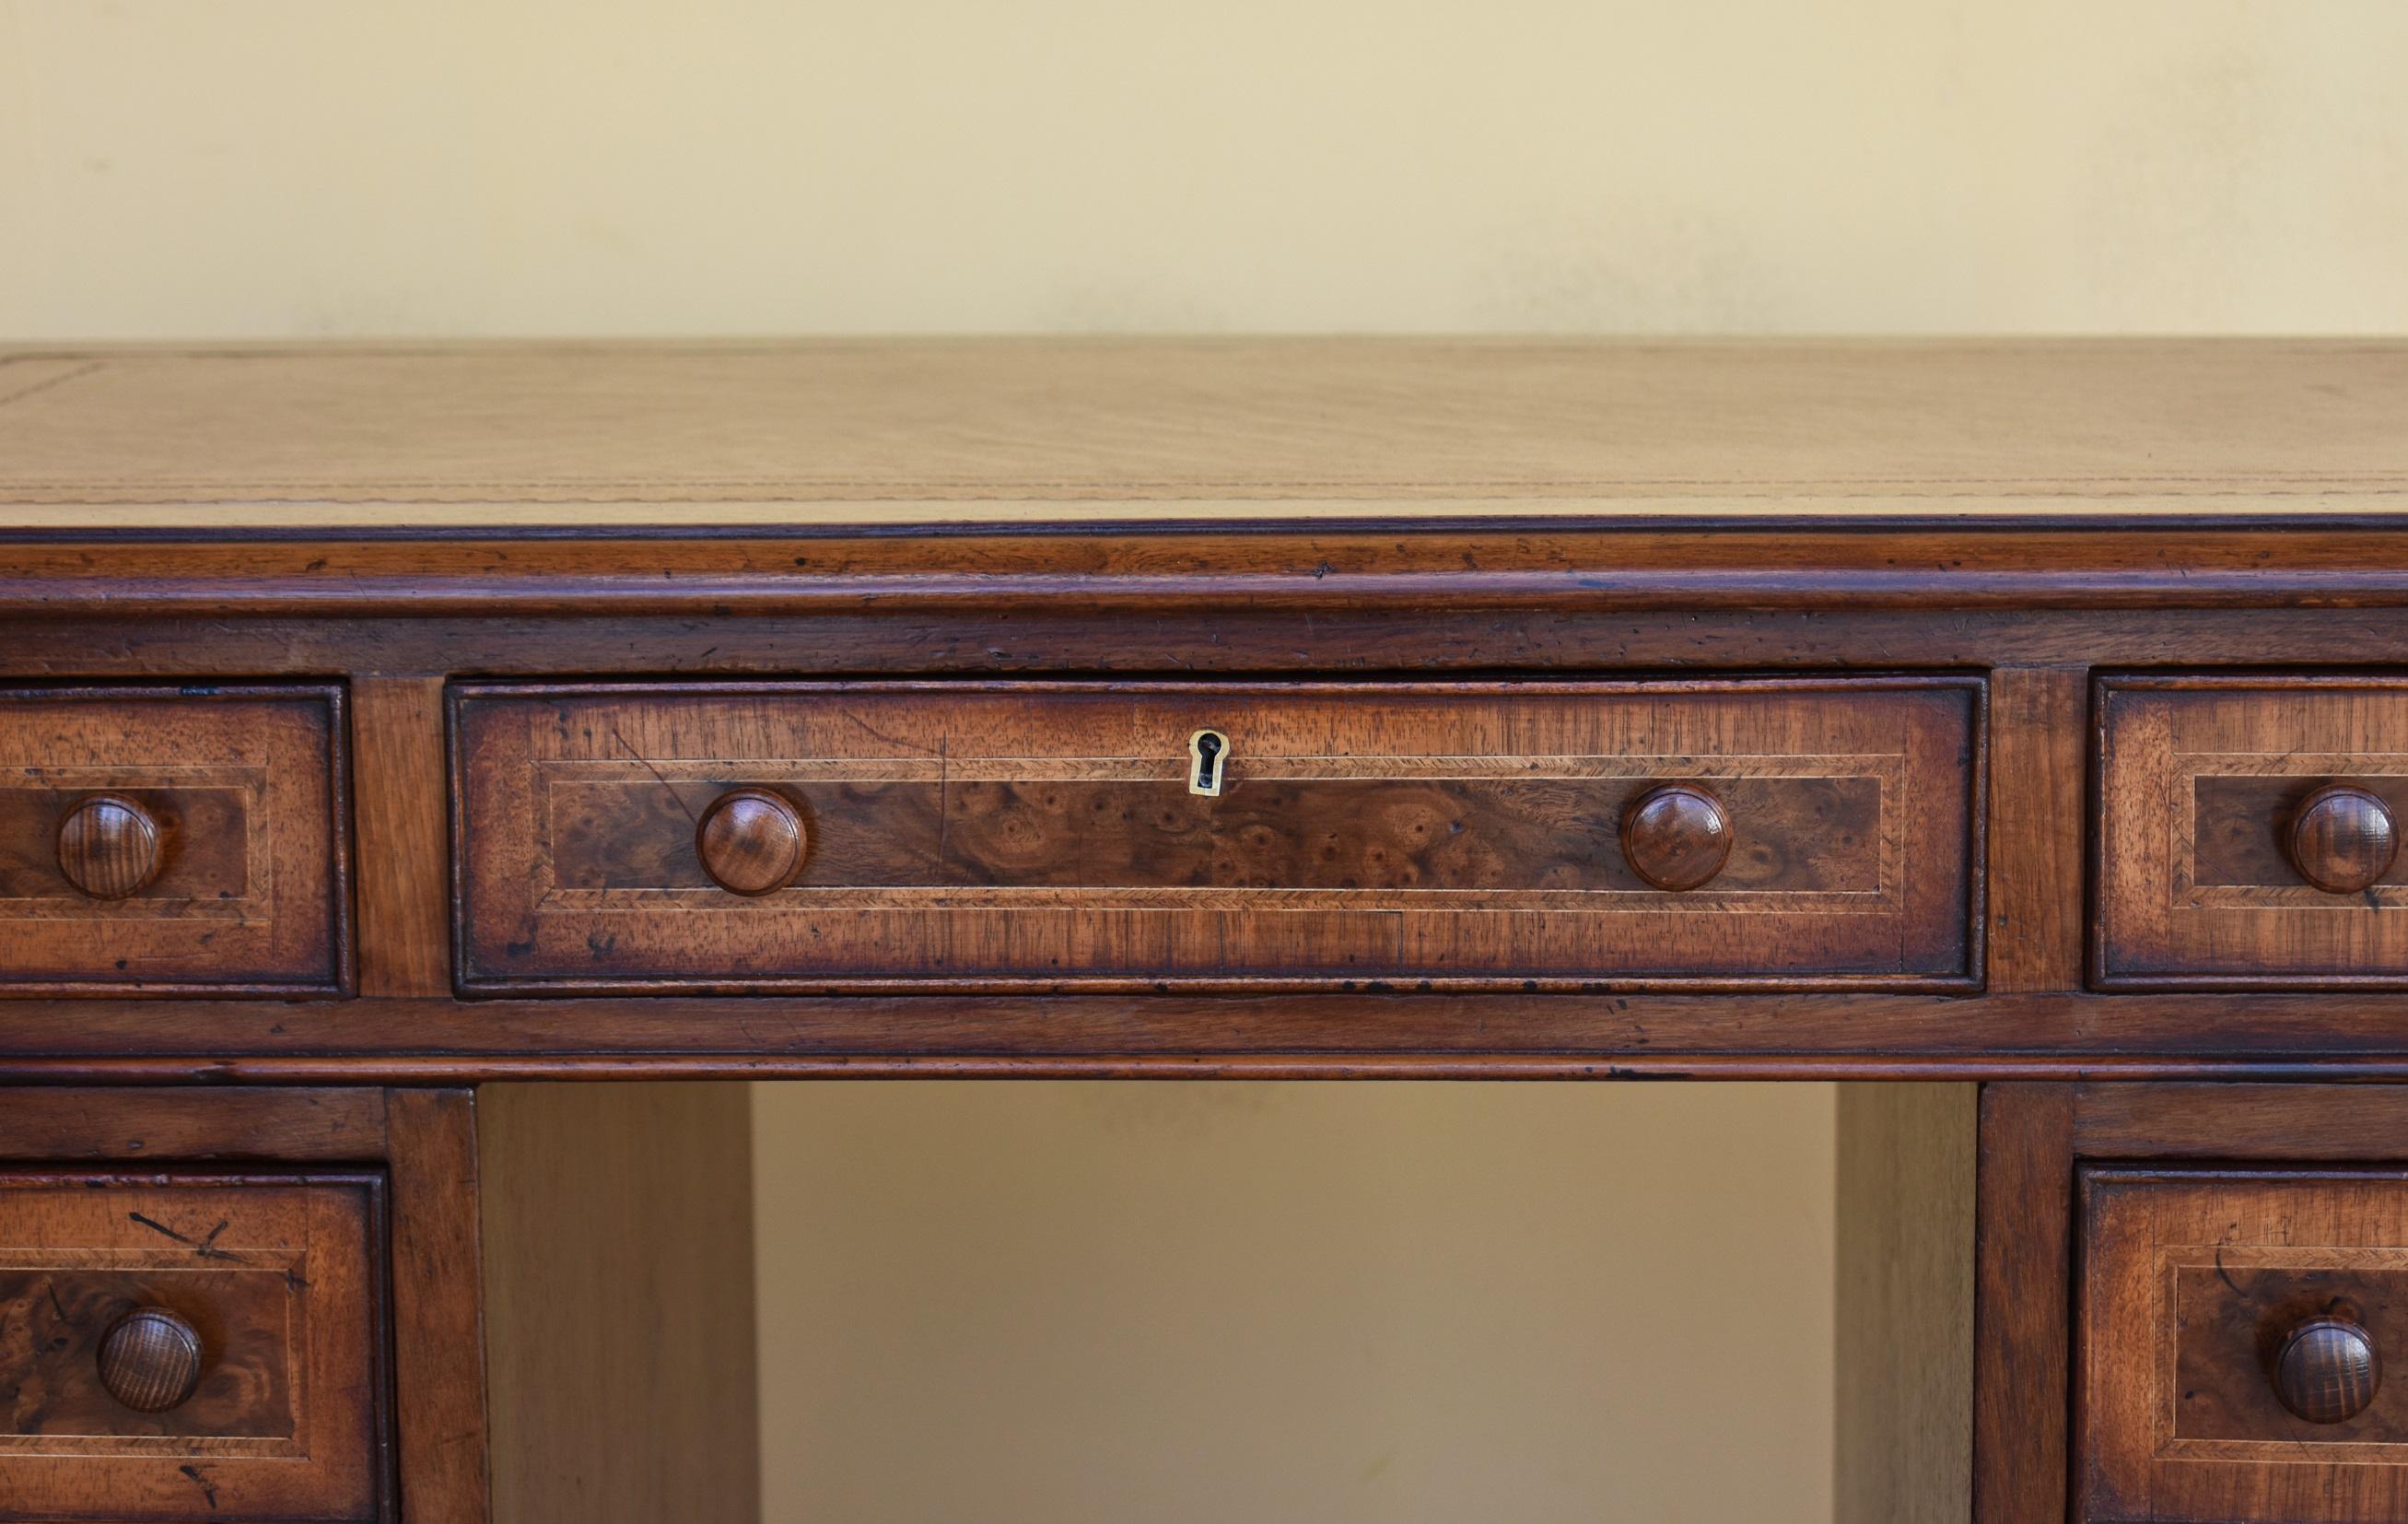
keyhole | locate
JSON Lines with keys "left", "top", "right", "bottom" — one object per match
{"left": 1188, "top": 730, "right": 1228, "bottom": 798}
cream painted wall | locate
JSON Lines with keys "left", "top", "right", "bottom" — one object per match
{"left": 752, "top": 1084, "right": 1837, "bottom": 1524}
{"left": 7, "top": 4, "right": 2402, "bottom": 1521}
{"left": 4, "top": 0, "right": 2406, "bottom": 337}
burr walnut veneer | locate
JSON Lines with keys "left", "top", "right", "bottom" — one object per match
{"left": 450, "top": 676, "right": 1981, "bottom": 993}
{"left": 6, "top": 339, "right": 2408, "bottom": 1521}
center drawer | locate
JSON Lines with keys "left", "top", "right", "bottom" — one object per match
{"left": 450, "top": 678, "right": 1983, "bottom": 993}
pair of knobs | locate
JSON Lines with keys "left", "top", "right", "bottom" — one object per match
{"left": 688, "top": 783, "right": 1740, "bottom": 896}
{"left": 54, "top": 791, "right": 822, "bottom": 901}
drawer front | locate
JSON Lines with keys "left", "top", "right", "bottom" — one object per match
{"left": 2083, "top": 1168, "right": 2408, "bottom": 1524}
{"left": 452, "top": 677, "right": 1982, "bottom": 992}
{"left": 0, "top": 1172, "right": 387, "bottom": 1521}
{"left": 0, "top": 686, "right": 348, "bottom": 994}
{"left": 2097, "top": 674, "right": 2408, "bottom": 989}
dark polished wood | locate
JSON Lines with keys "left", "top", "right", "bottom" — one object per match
{"left": 695, "top": 788, "right": 810, "bottom": 897}
{"left": 2276, "top": 1317, "right": 2383, "bottom": 1425}
{"left": 2289, "top": 784, "right": 2401, "bottom": 895}
{"left": 9, "top": 345, "right": 2408, "bottom": 1522}
{"left": 23, "top": 525, "right": 2408, "bottom": 616}
{"left": 0, "top": 684, "right": 350, "bottom": 997}
{"left": 95, "top": 1307, "right": 205, "bottom": 1413}
{"left": 382, "top": 1089, "right": 493, "bottom": 1524}
{"left": 1973, "top": 1084, "right": 2072, "bottom": 1524}
{"left": 0, "top": 1090, "right": 486, "bottom": 1524}
{"left": 0, "top": 1169, "right": 386, "bottom": 1521}
{"left": 2096, "top": 675, "right": 2408, "bottom": 990}
{"left": 1975, "top": 1087, "right": 2408, "bottom": 1524}
{"left": 55, "top": 794, "right": 163, "bottom": 900}
{"left": 19, "top": 519, "right": 2408, "bottom": 1076}
{"left": 452, "top": 676, "right": 1981, "bottom": 993}
{"left": 1619, "top": 782, "right": 1733, "bottom": 891}
{"left": 2083, "top": 1166, "right": 2408, "bottom": 1521}
{"left": 480, "top": 1084, "right": 757, "bottom": 1524}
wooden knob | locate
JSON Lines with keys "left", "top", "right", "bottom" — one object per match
{"left": 2274, "top": 1316, "right": 2381, "bottom": 1424}
{"left": 56, "top": 794, "right": 164, "bottom": 899}
{"left": 696, "top": 789, "right": 809, "bottom": 896}
{"left": 2287, "top": 783, "right": 2398, "bottom": 894}
{"left": 1620, "top": 782, "right": 1733, "bottom": 892}
{"left": 97, "top": 1307, "right": 205, "bottom": 1413}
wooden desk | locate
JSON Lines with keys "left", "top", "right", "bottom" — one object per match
{"left": 1, "top": 339, "right": 2405, "bottom": 1521}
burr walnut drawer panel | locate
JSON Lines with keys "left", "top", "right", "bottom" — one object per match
{"left": 2081, "top": 1168, "right": 2408, "bottom": 1524}
{"left": 0, "top": 1171, "right": 388, "bottom": 1521}
{"left": 0, "top": 685, "right": 349, "bottom": 995}
{"left": 450, "top": 677, "right": 1983, "bottom": 992}
{"left": 2096, "top": 674, "right": 2408, "bottom": 989}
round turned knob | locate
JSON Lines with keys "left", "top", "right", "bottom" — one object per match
{"left": 2287, "top": 784, "right": 2399, "bottom": 895}
{"left": 2274, "top": 1316, "right": 2381, "bottom": 1424}
{"left": 696, "top": 789, "right": 809, "bottom": 896}
{"left": 97, "top": 1307, "right": 205, "bottom": 1413}
{"left": 1620, "top": 782, "right": 1734, "bottom": 892}
{"left": 56, "top": 794, "right": 164, "bottom": 900}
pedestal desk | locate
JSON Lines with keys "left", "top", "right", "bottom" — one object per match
{"left": 2, "top": 338, "right": 2406, "bottom": 1521}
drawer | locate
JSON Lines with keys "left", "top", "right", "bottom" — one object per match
{"left": 2096, "top": 674, "right": 2408, "bottom": 989}
{"left": 0, "top": 1171, "right": 388, "bottom": 1520}
{"left": 0, "top": 685, "right": 349, "bottom": 995}
{"left": 451, "top": 677, "right": 1983, "bottom": 992}
{"left": 2081, "top": 1167, "right": 2408, "bottom": 1523}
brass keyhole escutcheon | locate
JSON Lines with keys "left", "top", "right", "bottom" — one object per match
{"left": 1188, "top": 730, "right": 1229, "bottom": 797}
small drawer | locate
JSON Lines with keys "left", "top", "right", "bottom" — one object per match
{"left": 451, "top": 677, "right": 1983, "bottom": 992}
{"left": 0, "top": 1171, "right": 388, "bottom": 1520}
{"left": 0, "top": 685, "right": 349, "bottom": 995}
{"left": 2082, "top": 1167, "right": 2408, "bottom": 1523}
{"left": 2096, "top": 674, "right": 2408, "bottom": 989}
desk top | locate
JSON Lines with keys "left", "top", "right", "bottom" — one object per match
{"left": 2, "top": 338, "right": 2403, "bottom": 528}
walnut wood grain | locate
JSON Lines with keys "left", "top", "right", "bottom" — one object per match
{"left": 2098, "top": 676, "right": 2408, "bottom": 988}
{"left": 95, "top": 1307, "right": 205, "bottom": 1413}
{"left": 29, "top": 529, "right": 2408, "bottom": 620}
{"left": 2083, "top": 1168, "right": 2408, "bottom": 1523}
{"left": 0, "top": 1087, "right": 391, "bottom": 1162}
{"left": 694, "top": 789, "right": 809, "bottom": 896}
{"left": 1973, "top": 1084, "right": 2073, "bottom": 1524}
{"left": 382, "top": 1089, "right": 491, "bottom": 1524}
{"left": 480, "top": 1084, "right": 756, "bottom": 1524}
{"left": 0, "top": 685, "right": 349, "bottom": 995}
{"left": 1619, "top": 782, "right": 1732, "bottom": 891}
{"left": 6, "top": 440, "right": 2408, "bottom": 1074}
{"left": 0, "top": 1171, "right": 385, "bottom": 1521}
{"left": 55, "top": 795, "right": 163, "bottom": 900}
{"left": 1985, "top": 668, "right": 2088, "bottom": 993}
{"left": 2075, "top": 1084, "right": 2408, "bottom": 1161}
{"left": 452, "top": 677, "right": 1981, "bottom": 992}
{"left": 2277, "top": 1317, "right": 2383, "bottom": 1425}
{"left": 21, "top": 991, "right": 2408, "bottom": 1080}
{"left": 353, "top": 676, "right": 456, "bottom": 998}
{"left": 2289, "top": 784, "right": 2401, "bottom": 895}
